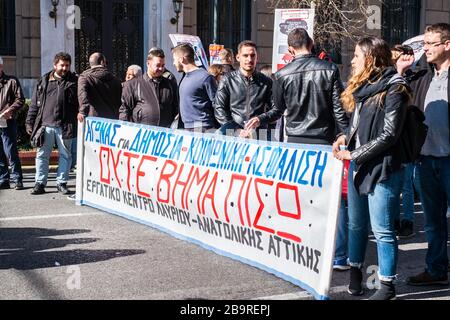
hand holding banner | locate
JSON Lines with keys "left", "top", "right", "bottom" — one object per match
{"left": 77, "top": 118, "right": 343, "bottom": 300}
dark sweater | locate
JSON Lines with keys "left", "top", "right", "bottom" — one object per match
{"left": 41, "top": 79, "right": 63, "bottom": 127}
{"left": 179, "top": 68, "right": 217, "bottom": 129}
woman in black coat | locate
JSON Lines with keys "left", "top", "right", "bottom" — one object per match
{"left": 333, "top": 37, "right": 411, "bottom": 300}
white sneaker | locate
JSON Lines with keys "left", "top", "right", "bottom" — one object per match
{"left": 67, "top": 194, "right": 76, "bottom": 201}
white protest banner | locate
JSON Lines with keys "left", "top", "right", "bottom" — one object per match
{"left": 76, "top": 118, "right": 343, "bottom": 300}
{"left": 272, "top": 9, "right": 315, "bottom": 73}
{"left": 169, "top": 34, "right": 209, "bottom": 68}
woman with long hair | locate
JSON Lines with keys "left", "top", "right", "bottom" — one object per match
{"left": 333, "top": 37, "right": 411, "bottom": 300}
{"left": 208, "top": 64, "right": 225, "bottom": 84}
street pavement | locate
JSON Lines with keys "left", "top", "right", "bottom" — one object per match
{"left": 0, "top": 172, "right": 449, "bottom": 300}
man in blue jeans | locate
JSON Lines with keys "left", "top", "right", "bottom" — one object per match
{"left": 26, "top": 52, "right": 78, "bottom": 195}
{"left": 406, "top": 23, "right": 450, "bottom": 286}
{"left": 0, "top": 56, "right": 25, "bottom": 190}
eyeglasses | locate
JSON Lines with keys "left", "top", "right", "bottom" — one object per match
{"left": 423, "top": 41, "right": 445, "bottom": 48}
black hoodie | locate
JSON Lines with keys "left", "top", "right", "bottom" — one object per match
{"left": 78, "top": 66, "right": 122, "bottom": 119}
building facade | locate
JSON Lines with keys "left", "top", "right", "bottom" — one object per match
{"left": 1, "top": 0, "right": 449, "bottom": 97}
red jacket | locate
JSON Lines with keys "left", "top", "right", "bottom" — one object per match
{"left": 342, "top": 160, "right": 350, "bottom": 200}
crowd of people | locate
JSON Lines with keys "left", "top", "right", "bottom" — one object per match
{"left": 0, "top": 22, "right": 448, "bottom": 300}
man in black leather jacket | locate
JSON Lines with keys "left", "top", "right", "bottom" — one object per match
{"left": 214, "top": 41, "right": 279, "bottom": 140}
{"left": 245, "top": 28, "right": 348, "bottom": 145}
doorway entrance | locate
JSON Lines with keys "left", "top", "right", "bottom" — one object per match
{"left": 74, "top": 0, "right": 143, "bottom": 80}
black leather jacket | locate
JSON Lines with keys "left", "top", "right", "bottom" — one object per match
{"left": 214, "top": 70, "right": 278, "bottom": 128}
{"left": 270, "top": 54, "right": 348, "bottom": 144}
{"left": 346, "top": 67, "right": 410, "bottom": 195}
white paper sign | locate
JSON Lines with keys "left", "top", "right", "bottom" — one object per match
{"left": 169, "top": 34, "right": 210, "bottom": 68}
{"left": 272, "top": 9, "right": 315, "bottom": 73}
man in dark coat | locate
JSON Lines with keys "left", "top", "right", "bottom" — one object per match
{"left": 120, "top": 48, "right": 178, "bottom": 127}
{"left": 77, "top": 52, "right": 122, "bottom": 121}
{"left": 26, "top": 52, "right": 78, "bottom": 195}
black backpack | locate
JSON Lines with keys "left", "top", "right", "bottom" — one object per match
{"left": 399, "top": 105, "right": 428, "bottom": 163}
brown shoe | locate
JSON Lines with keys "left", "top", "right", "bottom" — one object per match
{"left": 407, "top": 271, "right": 448, "bottom": 286}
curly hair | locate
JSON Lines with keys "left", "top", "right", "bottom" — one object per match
{"left": 341, "top": 37, "right": 394, "bottom": 112}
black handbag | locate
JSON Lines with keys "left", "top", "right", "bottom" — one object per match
{"left": 31, "top": 126, "right": 46, "bottom": 148}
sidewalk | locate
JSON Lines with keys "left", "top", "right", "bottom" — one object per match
{"left": 1, "top": 173, "right": 448, "bottom": 300}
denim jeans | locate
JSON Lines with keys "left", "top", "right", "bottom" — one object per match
{"left": 400, "top": 163, "right": 416, "bottom": 222}
{"left": 70, "top": 137, "right": 77, "bottom": 170}
{"left": 416, "top": 155, "right": 450, "bottom": 278}
{"left": 0, "top": 119, "right": 23, "bottom": 183}
{"left": 335, "top": 197, "right": 348, "bottom": 261}
{"left": 348, "top": 161, "right": 403, "bottom": 281}
{"left": 35, "top": 126, "right": 72, "bottom": 186}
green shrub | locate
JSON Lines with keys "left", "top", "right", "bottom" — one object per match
{"left": 16, "top": 99, "right": 32, "bottom": 151}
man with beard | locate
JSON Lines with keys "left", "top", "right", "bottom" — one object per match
{"left": 214, "top": 41, "right": 278, "bottom": 140}
{"left": 119, "top": 48, "right": 178, "bottom": 127}
{"left": 146, "top": 48, "right": 179, "bottom": 128}
{"left": 26, "top": 52, "right": 78, "bottom": 195}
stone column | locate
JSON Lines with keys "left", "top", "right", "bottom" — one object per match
{"left": 40, "top": 0, "right": 75, "bottom": 74}
{"left": 144, "top": 0, "right": 184, "bottom": 81}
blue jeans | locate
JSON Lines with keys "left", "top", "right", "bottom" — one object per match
{"left": 416, "top": 155, "right": 450, "bottom": 278}
{"left": 0, "top": 119, "right": 23, "bottom": 183}
{"left": 335, "top": 197, "right": 348, "bottom": 262}
{"left": 35, "top": 126, "right": 72, "bottom": 186}
{"left": 70, "top": 138, "right": 77, "bottom": 170}
{"left": 348, "top": 162, "right": 403, "bottom": 281}
{"left": 400, "top": 163, "right": 416, "bottom": 222}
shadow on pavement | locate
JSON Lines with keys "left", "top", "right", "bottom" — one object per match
{"left": 0, "top": 227, "right": 146, "bottom": 270}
